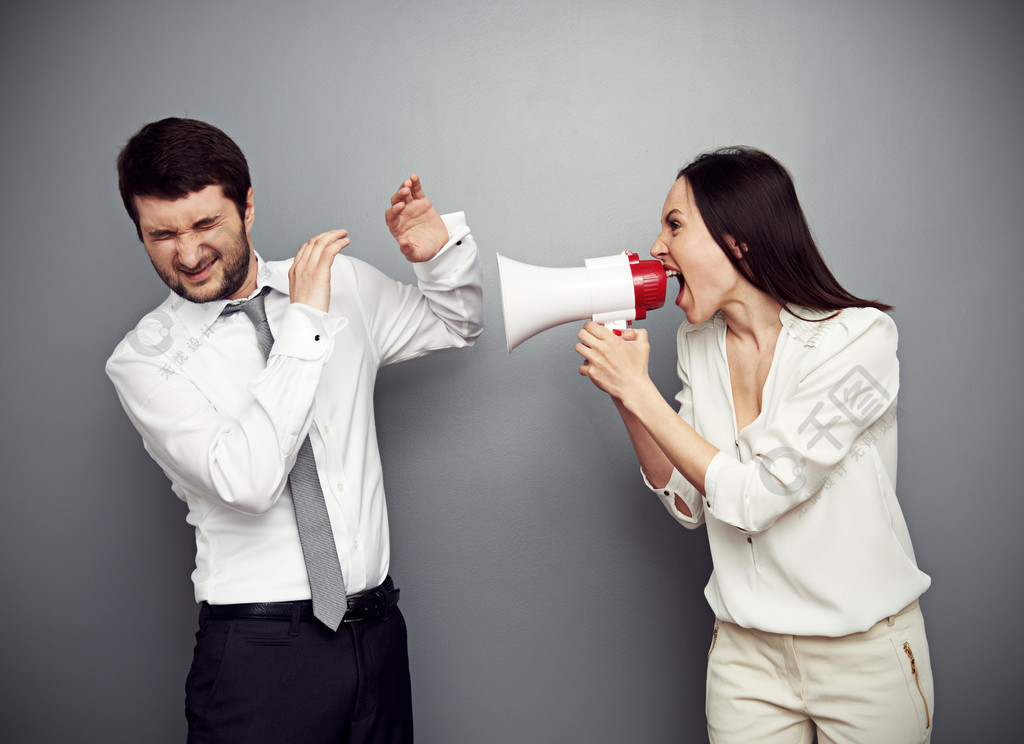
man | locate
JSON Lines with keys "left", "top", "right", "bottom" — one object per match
{"left": 106, "top": 117, "right": 483, "bottom": 742}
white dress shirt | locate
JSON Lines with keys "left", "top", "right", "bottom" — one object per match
{"left": 107, "top": 213, "right": 483, "bottom": 604}
{"left": 646, "top": 306, "right": 930, "bottom": 636}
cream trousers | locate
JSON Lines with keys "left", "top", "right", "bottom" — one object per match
{"left": 706, "top": 601, "right": 933, "bottom": 744}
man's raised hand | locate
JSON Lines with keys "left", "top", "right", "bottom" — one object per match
{"left": 385, "top": 173, "right": 449, "bottom": 263}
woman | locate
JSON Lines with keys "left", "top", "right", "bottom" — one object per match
{"left": 576, "top": 147, "right": 933, "bottom": 744}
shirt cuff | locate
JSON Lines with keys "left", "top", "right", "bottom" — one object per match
{"left": 270, "top": 303, "right": 335, "bottom": 362}
{"left": 643, "top": 467, "right": 702, "bottom": 525}
{"left": 413, "top": 212, "right": 473, "bottom": 279}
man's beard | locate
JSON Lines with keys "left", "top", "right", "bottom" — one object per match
{"left": 154, "top": 227, "right": 252, "bottom": 304}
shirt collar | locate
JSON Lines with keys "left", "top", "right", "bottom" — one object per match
{"left": 170, "top": 253, "right": 290, "bottom": 336}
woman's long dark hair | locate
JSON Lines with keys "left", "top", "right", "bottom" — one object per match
{"left": 679, "top": 147, "right": 892, "bottom": 314}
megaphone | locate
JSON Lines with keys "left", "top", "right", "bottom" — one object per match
{"left": 496, "top": 251, "right": 668, "bottom": 352}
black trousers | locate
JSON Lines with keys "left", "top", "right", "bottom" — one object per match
{"left": 185, "top": 604, "right": 413, "bottom": 743}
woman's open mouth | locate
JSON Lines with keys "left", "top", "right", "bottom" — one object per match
{"left": 664, "top": 267, "right": 685, "bottom": 305}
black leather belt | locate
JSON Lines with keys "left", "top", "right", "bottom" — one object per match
{"left": 203, "top": 576, "right": 399, "bottom": 623}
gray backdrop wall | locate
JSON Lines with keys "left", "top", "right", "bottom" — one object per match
{"left": 2, "top": 1, "right": 1021, "bottom": 741}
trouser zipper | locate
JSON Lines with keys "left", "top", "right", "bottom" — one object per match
{"left": 903, "top": 642, "right": 931, "bottom": 729}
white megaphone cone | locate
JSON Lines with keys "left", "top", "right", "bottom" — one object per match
{"left": 496, "top": 251, "right": 667, "bottom": 352}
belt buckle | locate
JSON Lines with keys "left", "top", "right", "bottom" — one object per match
{"left": 344, "top": 584, "right": 388, "bottom": 623}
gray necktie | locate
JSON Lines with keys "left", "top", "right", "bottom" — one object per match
{"left": 222, "top": 289, "right": 348, "bottom": 629}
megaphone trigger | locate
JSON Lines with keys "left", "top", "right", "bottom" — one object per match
{"left": 604, "top": 319, "right": 629, "bottom": 336}
{"left": 496, "top": 250, "right": 667, "bottom": 352}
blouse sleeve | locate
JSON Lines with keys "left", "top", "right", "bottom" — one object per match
{"left": 643, "top": 333, "right": 706, "bottom": 529}
{"left": 704, "top": 308, "right": 899, "bottom": 533}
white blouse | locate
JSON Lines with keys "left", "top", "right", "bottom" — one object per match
{"left": 647, "top": 306, "right": 930, "bottom": 636}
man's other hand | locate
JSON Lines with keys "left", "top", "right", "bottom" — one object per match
{"left": 288, "top": 230, "right": 349, "bottom": 312}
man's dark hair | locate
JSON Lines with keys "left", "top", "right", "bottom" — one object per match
{"left": 117, "top": 117, "right": 251, "bottom": 240}
{"left": 679, "top": 146, "right": 892, "bottom": 314}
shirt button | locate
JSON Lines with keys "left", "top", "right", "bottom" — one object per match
{"left": 322, "top": 425, "right": 329, "bottom": 435}
{"left": 747, "top": 536, "right": 753, "bottom": 543}
{"left": 314, "top": 334, "right": 321, "bottom": 341}
{"left": 336, "top": 483, "right": 344, "bottom": 492}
